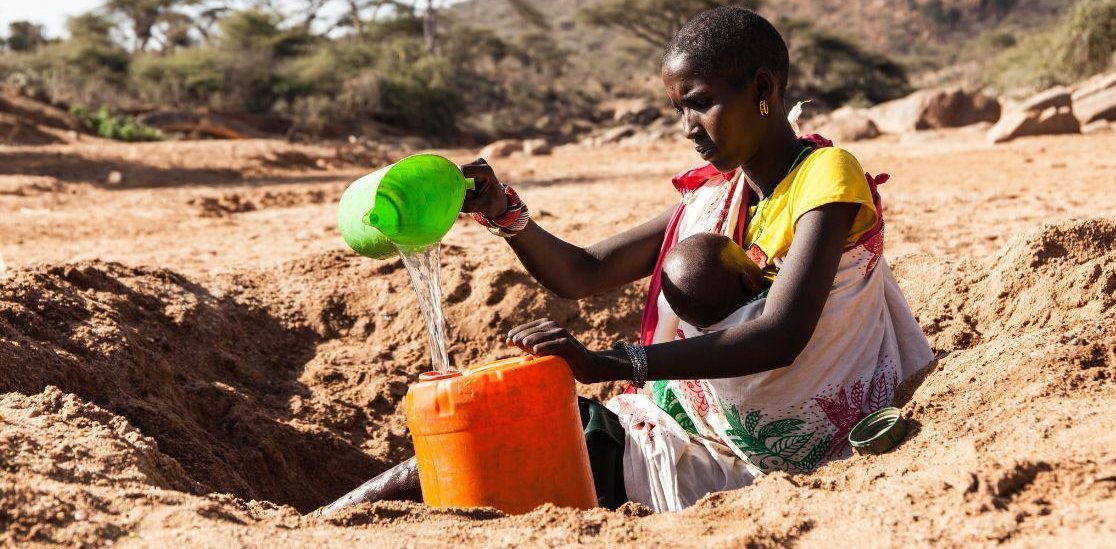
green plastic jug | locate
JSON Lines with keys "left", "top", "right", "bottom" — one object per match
{"left": 338, "top": 154, "right": 475, "bottom": 259}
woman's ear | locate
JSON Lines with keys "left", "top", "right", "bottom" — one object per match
{"left": 753, "top": 67, "right": 777, "bottom": 104}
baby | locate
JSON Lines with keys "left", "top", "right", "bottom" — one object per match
{"left": 660, "top": 233, "right": 767, "bottom": 334}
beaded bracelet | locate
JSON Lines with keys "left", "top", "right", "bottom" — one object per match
{"left": 471, "top": 183, "right": 530, "bottom": 237}
{"left": 622, "top": 344, "right": 649, "bottom": 389}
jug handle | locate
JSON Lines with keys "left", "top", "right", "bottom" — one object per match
{"left": 464, "top": 177, "right": 475, "bottom": 191}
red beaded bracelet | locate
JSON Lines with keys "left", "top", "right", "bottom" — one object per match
{"left": 471, "top": 184, "right": 530, "bottom": 237}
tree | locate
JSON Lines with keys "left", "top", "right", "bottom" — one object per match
{"left": 578, "top": 0, "right": 760, "bottom": 48}
{"left": 7, "top": 21, "right": 48, "bottom": 52}
{"left": 68, "top": 13, "right": 118, "bottom": 44}
{"left": 103, "top": 0, "right": 204, "bottom": 51}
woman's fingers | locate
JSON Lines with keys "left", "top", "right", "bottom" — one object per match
{"left": 506, "top": 319, "right": 554, "bottom": 346}
{"left": 460, "top": 159, "right": 508, "bottom": 217}
{"left": 461, "top": 159, "right": 496, "bottom": 191}
{"left": 519, "top": 328, "right": 566, "bottom": 351}
{"left": 530, "top": 339, "right": 571, "bottom": 357}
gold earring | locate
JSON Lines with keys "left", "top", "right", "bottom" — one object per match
{"left": 759, "top": 100, "right": 769, "bottom": 116}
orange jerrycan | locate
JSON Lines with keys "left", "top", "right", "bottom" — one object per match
{"left": 404, "top": 355, "right": 598, "bottom": 514}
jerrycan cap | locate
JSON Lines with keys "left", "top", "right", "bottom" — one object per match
{"left": 849, "top": 407, "right": 908, "bottom": 455}
{"left": 418, "top": 369, "right": 462, "bottom": 382}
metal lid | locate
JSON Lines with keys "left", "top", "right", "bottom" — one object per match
{"left": 849, "top": 407, "right": 908, "bottom": 455}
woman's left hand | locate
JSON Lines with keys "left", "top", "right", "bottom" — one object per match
{"left": 506, "top": 319, "right": 616, "bottom": 384}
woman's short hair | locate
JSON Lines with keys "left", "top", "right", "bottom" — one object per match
{"left": 663, "top": 7, "right": 789, "bottom": 95}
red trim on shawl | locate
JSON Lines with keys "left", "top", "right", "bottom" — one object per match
{"left": 670, "top": 163, "right": 726, "bottom": 194}
{"left": 639, "top": 203, "right": 686, "bottom": 346}
{"left": 848, "top": 172, "right": 889, "bottom": 250}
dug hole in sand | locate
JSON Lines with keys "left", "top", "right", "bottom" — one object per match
{"left": 1, "top": 136, "right": 1114, "bottom": 546}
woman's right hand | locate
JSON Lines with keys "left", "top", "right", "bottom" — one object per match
{"left": 461, "top": 159, "right": 509, "bottom": 218}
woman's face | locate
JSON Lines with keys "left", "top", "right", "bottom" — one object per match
{"left": 662, "top": 53, "right": 764, "bottom": 173}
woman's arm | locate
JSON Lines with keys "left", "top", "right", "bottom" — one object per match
{"left": 507, "top": 202, "right": 860, "bottom": 384}
{"left": 462, "top": 159, "right": 672, "bottom": 299}
{"left": 504, "top": 211, "right": 673, "bottom": 299}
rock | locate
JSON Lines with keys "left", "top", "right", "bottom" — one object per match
{"left": 395, "top": 135, "right": 431, "bottom": 150}
{"left": 598, "top": 124, "right": 638, "bottom": 145}
{"left": 617, "top": 106, "right": 662, "bottom": 126}
{"left": 1081, "top": 119, "right": 1111, "bottom": 134}
{"left": 106, "top": 171, "right": 124, "bottom": 185}
{"left": 603, "top": 98, "right": 665, "bottom": 127}
{"left": 0, "top": 84, "right": 85, "bottom": 132}
{"left": 0, "top": 112, "right": 64, "bottom": 145}
{"left": 1017, "top": 86, "right": 1072, "bottom": 113}
{"left": 136, "top": 110, "right": 269, "bottom": 140}
{"left": 478, "top": 139, "right": 523, "bottom": 159}
{"left": 987, "top": 86, "right": 1083, "bottom": 143}
{"left": 522, "top": 139, "right": 552, "bottom": 156}
{"left": 808, "top": 107, "right": 880, "bottom": 142}
{"left": 1071, "top": 72, "right": 1116, "bottom": 124}
{"left": 869, "top": 88, "right": 1001, "bottom": 134}
{"left": 987, "top": 104, "right": 1080, "bottom": 144}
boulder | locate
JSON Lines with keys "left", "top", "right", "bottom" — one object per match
{"left": 0, "top": 85, "right": 84, "bottom": 132}
{"left": 597, "top": 124, "right": 637, "bottom": 145}
{"left": 808, "top": 107, "right": 880, "bottom": 142}
{"left": 478, "top": 139, "right": 523, "bottom": 159}
{"left": 987, "top": 97, "right": 1081, "bottom": 144}
{"left": 1081, "top": 119, "right": 1111, "bottom": 134}
{"left": 136, "top": 110, "right": 270, "bottom": 140}
{"left": 868, "top": 88, "right": 1001, "bottom": 134}
{"left": 522, "top": 138, "right": 552, "bottom": 156}
{"left": 1071, "top": 72, "right": 1116, "bottom": 124}
{"left": 0, "top": 112, "right": 65, "bottom": 145}
{"left": 601, "top": 97, "right": 666, "bottom": 127}
{"left": 1016, "top": 86, "right": 1072, "bottom": 112}
{"left": 617, "top": 106, "right": 662, "bottom": 126}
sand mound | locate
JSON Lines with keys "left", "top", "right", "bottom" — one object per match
{"left": 901, "top": 218, "right": 1115, "bottom": 351}
{"left": 0, "top": 248, "right": 640, "bottom": 516}
{"left": 0, "top": 262, "right": 378, "bottom": 512}
{"left": 1, "top": 218, "right": 1112, "bottom": 545}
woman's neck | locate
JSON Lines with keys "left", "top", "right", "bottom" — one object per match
{"left": 740, "top": 121, "right": 802, "bottom": 199}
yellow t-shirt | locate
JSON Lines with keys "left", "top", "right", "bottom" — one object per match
{"left": 743, "top": 147, "right": 878, "bottom": 282}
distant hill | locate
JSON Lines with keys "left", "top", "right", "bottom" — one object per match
{"left": 449, "top": 0, "right": 1076, "bottom": 78}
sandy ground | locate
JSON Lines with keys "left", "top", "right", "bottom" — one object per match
{"left": 1, "top": 131, "right": 1114, "bottom": 547}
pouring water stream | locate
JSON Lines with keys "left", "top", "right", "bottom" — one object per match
{"left": 395, "top": 243, "right": 451, "bottom": 373}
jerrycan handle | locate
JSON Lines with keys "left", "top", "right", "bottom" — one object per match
{"left": 464, "top": 177, "right": 475, "bottom": 191}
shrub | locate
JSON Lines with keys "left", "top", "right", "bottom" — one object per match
{"left": 988, "top": 0, "right": 1116, "bottom": 92}
{"left": 1061, "top": 0, "right": 1116, "bottom": 78}
{"left": 785, "top": 22, "right": 911, "bottom": 108}
{"left": 376, "top": 45, "right": 465, "bottom": 136}
{"left": 70, "top": 105, "right": 163, "bottom": 141}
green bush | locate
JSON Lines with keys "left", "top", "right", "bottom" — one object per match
{"left": 376, "top": 43, "right": 466, "bottom": 136}
{"left": 70, "top": 105, "right": 162, "bottom": 141}
{"left": 987, "top": 0, "right": 1116, "bottom": 92}
{"left": 785, "top": 22, "right": 911, "bottom": 108}
{"left": 130, "top": 49, "right": 228, "bottom": 104}
{"left": 1061, "top": 0, "right": 1116, "bottom": 78}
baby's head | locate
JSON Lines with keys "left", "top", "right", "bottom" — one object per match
{"left": 661, "top": 8, "right": 791, "bottom": 173}
{"left": 660, "top": 233, "right": 766, "bottom": 329}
